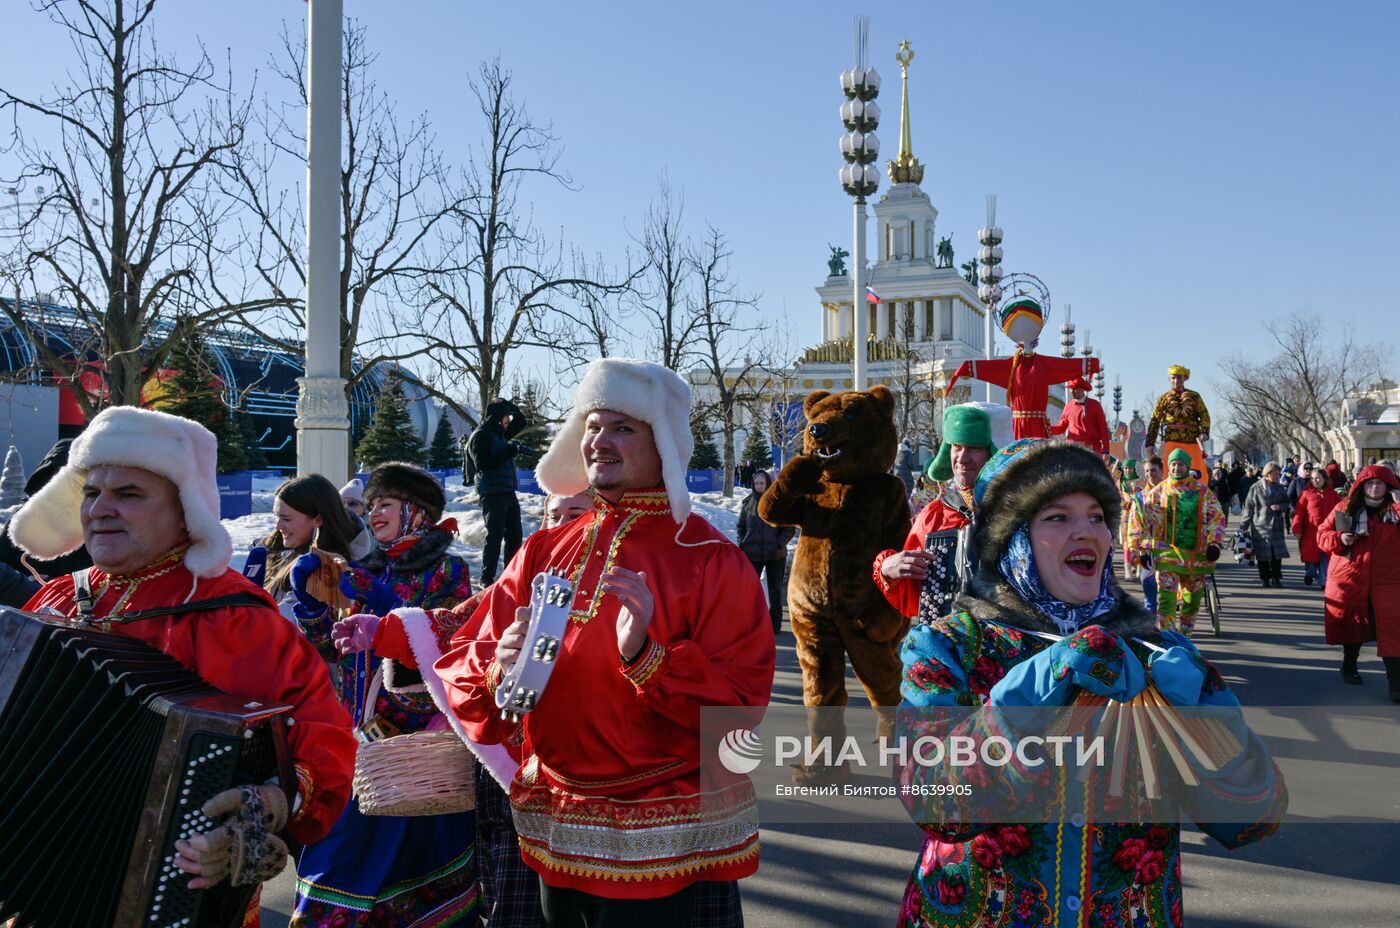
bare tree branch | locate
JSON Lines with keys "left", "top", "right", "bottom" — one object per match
{"left": 1, "top": 0, "right": 251, "bottom": 414}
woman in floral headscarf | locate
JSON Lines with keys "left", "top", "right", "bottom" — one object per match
{"left": 895, "top": 440, "right": 1285, "bottom": 928}
{"left": 291, "top": 461, "right": 477, "bottom": 927}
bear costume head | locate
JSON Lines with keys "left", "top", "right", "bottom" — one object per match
{"left": 801, "top": 385, "right": 899, "bottom": 483}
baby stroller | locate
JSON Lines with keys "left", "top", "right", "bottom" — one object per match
{"left": 1233, "top": 525, "right": 1254, "bottom": 565}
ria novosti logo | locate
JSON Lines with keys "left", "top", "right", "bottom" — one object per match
{"left": 717, "top": 728, "right": 763, "bottom": 774}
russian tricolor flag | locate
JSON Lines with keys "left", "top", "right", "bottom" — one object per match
{"left": 865, "top": 286, "right": 882, "bottom": 304}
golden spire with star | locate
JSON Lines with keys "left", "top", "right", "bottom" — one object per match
{"left": 887, "top": 40, "right": 925, "bottom": 185}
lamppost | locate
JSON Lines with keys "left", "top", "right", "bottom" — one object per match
{"left": 839, "top": 16, "right": 880, "bottom": 390}
{"left": 295, "top": 0, "right": 350, "bottom": 483}
{"left": 1059, "top": 303, "right": 1076, "bottom": 359}
{"left": 1112, "top": 377, "right": 1123, "bottom": 430}
{"left": 977, "top": 196, "right": 1004, "bottom": 403}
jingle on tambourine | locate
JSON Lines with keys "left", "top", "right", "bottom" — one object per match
{"left": 496, "top": 571, "right": 574, "bottom": 723}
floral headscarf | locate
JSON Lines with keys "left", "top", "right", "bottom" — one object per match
{"left": 997, "top": 521, "right": 1117, "bottom": 635}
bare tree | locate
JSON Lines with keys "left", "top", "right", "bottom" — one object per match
{"left": 0, "top": 0, "right": 261, "bottom": 414}
{"left": 1215, "top": 311, "right": 1391, "bottom": 462}
{"left": 633, "top": 176, "right": 702, "bottom": 371}
{"left": 754, "top": 331, "right": 804, "bottom": 467}
{"left": 404, "top": 60, "right": 637, "bottom": 421}
{"left": 890, "top": 309, "right": 937, "bottom": 451}
{"left": 535, "top": 250, "right": 641, "bottom": 375}
{"left": 688, "top": 224, "right": 766, "bottom": 497}
{"left": 221, "top": 19, "right": 464, "bottom": 405}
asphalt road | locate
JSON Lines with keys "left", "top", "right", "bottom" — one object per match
{"left": 261, "top": 540, "right": 1400, "bottom": 926}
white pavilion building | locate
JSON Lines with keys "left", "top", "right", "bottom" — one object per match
{"left": 691, "top": 46, "right": 1033, "bottom": 467}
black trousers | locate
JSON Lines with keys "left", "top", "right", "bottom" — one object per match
{"left": 748, "top": 557, "right": 786, "bottom": 631}
{"left": 540, "top": 881, "right": 697, "bottom": 928}
{"left": 1256, "top": 559, "right": 1283, "bottom": 583}
{"left": 481, "top": 492, "right": 523, "bottom": 585}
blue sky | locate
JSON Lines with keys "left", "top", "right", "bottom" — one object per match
{"left": 3, "top": 0, "right": 1396, "bottom": 430}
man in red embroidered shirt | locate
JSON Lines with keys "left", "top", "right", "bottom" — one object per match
{"left": 874, "top": 404, "right": 996, "bottom": 618}
{"left": 13, "top": 406, "right": 354, "bottom": 901}
{"left": 382, "top": 359, "right": 774, "bottom": 924}
{"left": 1049, "top": 376, "right": 1111, "bottom": 454}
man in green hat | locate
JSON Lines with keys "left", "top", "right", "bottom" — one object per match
{"left": 874, "top": 404, "right": 996, "bottom": 617}
{"left": 1127, "top": 447, "right": 1227, "bottom": 636}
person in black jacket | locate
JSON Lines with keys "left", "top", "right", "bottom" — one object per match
{"left": 0, "top": 438, "right": 93, "bottom": 584}
{"left": 469, "top": 398, "right": 527, "bottom": 585}
{"left": 737, "top": 469, "right": 795, "bottom": 633}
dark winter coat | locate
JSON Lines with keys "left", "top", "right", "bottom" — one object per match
{"left": 737, "top": 493, "right": 795, "bottom": 563}
{"left": 0, "top": 559, "right": 39, "bottom": 608}
{"left": 468, "top": 400, "right": 525, "bottom": 496}
{"left": 0, "top": 438, "right": 92, "bottom": 580}
{"left": 1290, "top": 484, "right": 1342, "bottom": 565}
{"left": 1209, "top": 476, "right": 1233, "bottom": 512}
{"left": 1317, "top": 476, "right": 1400, "bottom": 655}
{"left": 1242, "top": 479, "right": 1289, "bottom": 561}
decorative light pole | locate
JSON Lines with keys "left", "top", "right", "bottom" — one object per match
{"left": 977, "top": 195, "right": 1004, "bottom": 403}
{"left": 1094, "top": 367, "right": 1106, "bottom": 405}
{"left": 296, "top": 0, "right": 350, "bottom": 483}
{"left": 1059, "top": 303, "right": 1077, "bottom": 359}
{"left": 1112, "top": 376, "right": 1123, "bottom": 429}
{"left": 839, "top": 16, "right": 880, "bottom": 389}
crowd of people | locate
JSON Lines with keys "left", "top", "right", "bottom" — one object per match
{"left": 4, "top": 353, "right": 1398, "bottom": 928}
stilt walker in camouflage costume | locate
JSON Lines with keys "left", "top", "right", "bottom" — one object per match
{"left": 1128, "top": 448, "right": 1226, "bottom": 635}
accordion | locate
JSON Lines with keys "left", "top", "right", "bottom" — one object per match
{"left": 0, "top": 608, "right": 293, "bottom": 928}
{"left": 916, "top": 528, "right": 970, "bottom": 625}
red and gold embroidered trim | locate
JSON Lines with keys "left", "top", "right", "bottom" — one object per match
{"left": 289, "top": 763, "right": 314, "bottom": 826}
{"left": 537, "top": 757, "right": 685, "bottom": 791}
{"left": 88, "top": 545, "right": 191, "bottom": 627}
{"left": 621, "top": 637, "right": 665, "bottom": 688}
{"left": 484, "top": 659, "right": 504, "bottom": 698}
{"left": 566, "top": 512, "right": 643, "bottom": 625}
{"left": 518, "top": 836, "right": 759, "bottom": 884}
{"left": 873, "top": 553, "right": 895, "bottom": 593}
{"left": 596, "top": 489, "right": 671, "bottom": 516}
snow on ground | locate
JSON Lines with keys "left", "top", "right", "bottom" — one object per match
{"left": 229, "top": 476, "right": 754, "bottom": 582}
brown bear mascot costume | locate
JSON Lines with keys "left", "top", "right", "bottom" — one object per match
{"left": 759, "top": 385, "right": 912, "bottom": 784}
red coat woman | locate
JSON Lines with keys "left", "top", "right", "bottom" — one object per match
{"left": 1291, "top": 472, "right": 1342, "bottom": 585}
{"left": 1316, "top": 465, "right": 1400, "bottom": 698}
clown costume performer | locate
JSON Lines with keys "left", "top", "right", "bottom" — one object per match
{"left": 1128, "top": 449, "right": 1226, "bottom": 636}
{"left": 1146, "top": 365, "right": 1210, "bottom": 477}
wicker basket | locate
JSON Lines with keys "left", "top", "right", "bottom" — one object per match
{"left": 353, "top": 730, "right": 476, "bottom": 816}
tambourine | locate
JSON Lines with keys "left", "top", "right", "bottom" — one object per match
{"left": 495, "top": 571, "right": 574, "bottom": 723}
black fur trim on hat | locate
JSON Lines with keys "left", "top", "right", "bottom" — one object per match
{"left": 365, "top": 462, "right": 446, "bottom": 521}
{"left": 960, "top": 440, "right": 1155, "bottom": 637}
{"left": 974, "top": 440, "right": 1121, "bottom": 573}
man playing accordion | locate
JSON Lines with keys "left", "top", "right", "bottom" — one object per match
{"left": 13, "top": 407, "right": 355, "bottom": 910}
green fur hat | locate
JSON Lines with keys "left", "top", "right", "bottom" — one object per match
{"left": 927, "top": 405, "right": 997, "bottom": 481}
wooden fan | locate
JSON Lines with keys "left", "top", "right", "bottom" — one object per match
{"left": 1069, "top": 686, "right": 1243, "bottom": 799}
{"left": 305, "top": 547, "right": 353, "bottom": 611}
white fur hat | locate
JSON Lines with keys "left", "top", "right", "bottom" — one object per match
{"left": 340, "top": 478, "right": 365, "bottom": 504}
{"left": 962, "top": 402, "right": 1014, "bottom": 451}
{"left": 10, "top": 406, "right": 233, "bottom": 578}
{"left": 535, "top": 358, "right": 693, "bottom": 524}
